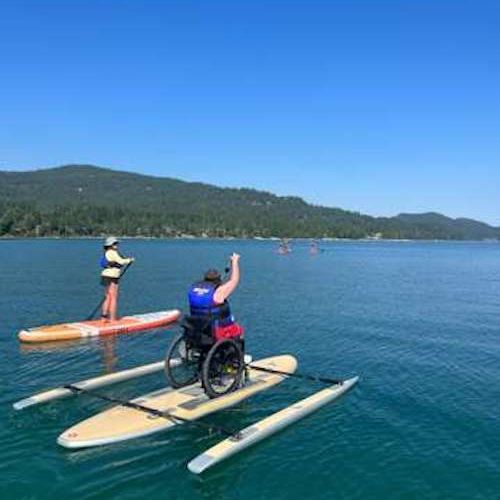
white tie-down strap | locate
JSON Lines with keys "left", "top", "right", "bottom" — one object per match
{"left": 72, "top": 323, "right": 101, "bottom": 337}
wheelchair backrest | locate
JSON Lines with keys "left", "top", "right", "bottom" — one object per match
{"left": 181, "top": 316, "right": 214, "bottom": 347}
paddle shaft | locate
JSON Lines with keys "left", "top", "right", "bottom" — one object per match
{"left": 247, "top": 364, "right": 343, "bottom": 386}
{"left": 87, "top": 262, "right": 133, "bottom": 321}
{"left": 63, "top": 384, "right": 241, "bottom": 439}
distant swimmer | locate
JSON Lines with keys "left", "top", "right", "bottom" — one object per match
{"left": 277, "top": 239, "right": 291, "bottom": 255}
{"left": 100, "top": 237, "right": 134, "bottom": 321}
{"left": 310, "top": 240, "right": 320, "bottom": 255}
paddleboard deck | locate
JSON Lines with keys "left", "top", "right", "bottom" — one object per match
{"left": 57, "top": 355, "right": 297, "bottom": 449}
{"left": 18, "top": 310, "right": 181, "bottom": 343}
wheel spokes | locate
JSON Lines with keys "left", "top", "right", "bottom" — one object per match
{"left": 206, "top": 344, "right": 242, "bottom": 395}
{"left": 166, "top": 337, "right": 199, "bottom": 387}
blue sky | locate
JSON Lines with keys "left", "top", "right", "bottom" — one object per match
{"left": 1, "top": 0, "right": 499, "bottom": 225}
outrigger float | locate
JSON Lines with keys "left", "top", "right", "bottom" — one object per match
{"left": 13, "top": 355, "right": 358, "bottom": 473}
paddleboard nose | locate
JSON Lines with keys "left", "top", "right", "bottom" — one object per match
{"left": 57, "top": 431, "right": 80, "bottom": 449}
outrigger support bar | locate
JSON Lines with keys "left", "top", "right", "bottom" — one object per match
{"left": 246, "top": 365, "right": 344, "bottom": 386}
{"left": 63, "top": 384, "right": 242, "bottom": 440}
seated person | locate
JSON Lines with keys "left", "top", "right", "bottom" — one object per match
{"left": 187, "top": 253, "right": 244, "bottom": 343}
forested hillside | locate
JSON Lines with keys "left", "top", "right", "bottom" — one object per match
{"left": 0, "top": 165, "right": 498, "bottom": 240}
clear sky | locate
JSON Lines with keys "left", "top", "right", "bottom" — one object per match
{"left": 1, "top": 0, "right": 499, "bottom": 225}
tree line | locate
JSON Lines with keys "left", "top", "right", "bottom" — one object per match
{"left": 0, "top": 165, "right": 498, "bottom": 240}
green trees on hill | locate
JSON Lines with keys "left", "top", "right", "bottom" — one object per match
{"left": 0, "top": 165, "right": 498, "bottom": 240}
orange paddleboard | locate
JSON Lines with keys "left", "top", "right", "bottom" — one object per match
{"left": 18, "top": 310, "right": 181, "bottom": 343}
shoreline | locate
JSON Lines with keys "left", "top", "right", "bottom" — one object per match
{"left": 0, "top": 235, "right": 498, "bottom": 243}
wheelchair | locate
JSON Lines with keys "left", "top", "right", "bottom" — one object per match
{"left": 164, "top": 316, "right": 245, "bottom": 399}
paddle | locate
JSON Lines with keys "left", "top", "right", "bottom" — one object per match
{"left": 218, "top": 257, "right": 342, "bottom": 386}
{"left": 86, "top": 262, "right": 133, "bottom": 321}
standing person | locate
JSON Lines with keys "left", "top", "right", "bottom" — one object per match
{"left": 188, "top": 253, "right": 243, "bottom": 341}
{"left": 100, "top": 237, "right": 134, "bottom": 322}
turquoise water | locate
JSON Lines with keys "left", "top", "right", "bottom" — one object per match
{"left": 1, "top": 239, "right": 500, "bottom": 499}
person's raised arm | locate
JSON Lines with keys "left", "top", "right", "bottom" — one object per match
{"left": 213, "top": 253, "right": 240, "bottom": 304}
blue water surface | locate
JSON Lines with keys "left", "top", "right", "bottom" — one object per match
{"left": 1, "top": 239, "right": 499, "bottom": 499}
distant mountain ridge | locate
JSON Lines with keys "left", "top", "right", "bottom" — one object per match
{"left": 0, "top": 164, "right": 498, "bottom": 240}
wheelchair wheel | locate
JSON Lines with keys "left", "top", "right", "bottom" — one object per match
{"left": 201, "top": 339, "right": 244, "bottom": 399}
{"left": 164, "top": 333, "right": 200, "bottom": 388}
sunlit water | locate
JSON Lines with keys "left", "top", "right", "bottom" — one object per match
{"left": 1, "top": 239, "right": 499, "bottom": 499}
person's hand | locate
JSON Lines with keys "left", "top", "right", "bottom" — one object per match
{"left": 129, "top": 257, "right": 136, "bottom": 263}
{"left": 230, "top": 253, "right": 240, "bottom": 264}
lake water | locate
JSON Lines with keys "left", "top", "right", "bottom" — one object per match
{"left": 1, "top": 239, "right": 499, "bottom": 499}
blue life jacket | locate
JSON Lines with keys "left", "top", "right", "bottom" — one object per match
{"left": 188, "top": 281, "right": 234, "bottom": 326}
{"left": 100, "top": 252, "right": 123, "bottom": 269}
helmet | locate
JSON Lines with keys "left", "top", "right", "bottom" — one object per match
{"left": 104, "top": 236, "right": 119, "bottom": 248}
{"left": 204, "top": 268, "right": 222, "bottom": 284}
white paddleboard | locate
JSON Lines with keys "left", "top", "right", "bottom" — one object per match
{"left": 58, "top": 355, "right": 297, "bottom": 449}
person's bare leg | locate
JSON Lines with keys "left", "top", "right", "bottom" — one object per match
{"left": 101, "top": 285, "right": 111, "bottom": 321}
{"left": 109, "top": 282, "right": 119, "bottom": 321}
